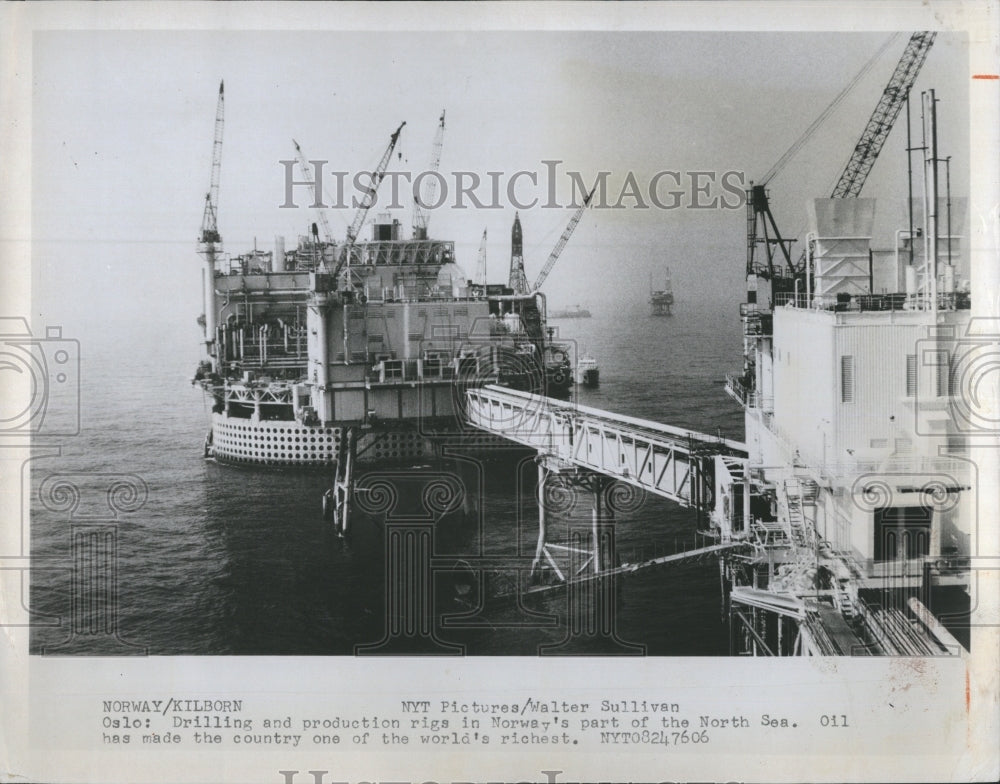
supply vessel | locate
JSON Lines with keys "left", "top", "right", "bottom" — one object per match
{"left": 550, "top": 304, "right": 592, "bottom": 319}
{"left": 575, "top": 354, "right": 600, "bottom": 386}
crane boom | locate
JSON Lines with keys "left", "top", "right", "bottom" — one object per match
{"left": 346, "top": 121, "right": 406, "bottom": 244}
{"left": 198, "top": 80, "right": 224, "bottom": 366}
{"left": 831, "top": 31, "right": 935, "bottom": 198}
{"left": 765, "top": 31, "right": 936, "bottom": 276}
{"left": 293, "top": 139, "right": 334, "bottom": 243}
{"left": 413, "top": 111, "right": 445, "bottom": 239}
{"left": 531, "top": 186, "right": 596, "bottom": 291}
{"left": 475, "top": 228, "right": 487, "bottom": 285}
{"left": 199, "top": 80, "right": 224, "bottom": 245}
{"left": 331, "top": 121, "right": 406, "bottom": 282}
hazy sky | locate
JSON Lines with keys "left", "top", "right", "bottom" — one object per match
{"left": 30, "top": 29, "right": 970, "bottom": 337}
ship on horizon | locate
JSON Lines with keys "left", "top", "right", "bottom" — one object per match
{"left": 549, "top": 304, "right": 592, "bottom": 319}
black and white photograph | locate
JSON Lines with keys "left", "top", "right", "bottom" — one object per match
{"left": 2, "top": 2, "right": 998, "bottom": 782}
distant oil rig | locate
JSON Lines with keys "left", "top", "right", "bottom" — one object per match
{"left": 650, "top": 268, "right": 674, "bottom": 316}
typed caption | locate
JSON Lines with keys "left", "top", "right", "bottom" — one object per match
{"left": 97, "top": 696, "right": 849, "bottom": 750}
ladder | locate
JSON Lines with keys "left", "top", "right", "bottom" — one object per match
{"left": 783, "top": 478, "right": 818, "bottom": 549}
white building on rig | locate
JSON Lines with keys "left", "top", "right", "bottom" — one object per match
{"left": 722, "top": 91, "right": 974, "bottom": 655}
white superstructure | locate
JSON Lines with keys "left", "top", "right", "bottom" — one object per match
{"left": 721, "top": 89, "right": 973, "bottom": 655}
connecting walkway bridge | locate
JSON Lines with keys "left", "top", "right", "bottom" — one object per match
{"left": 465, "top": 385, "right": 747, "bottom": 508}
{"left": 317, "top": 385, "right": 958, "bottom": 657}
{"left": 464, "top": 385, "right": 750, "bottom": 583}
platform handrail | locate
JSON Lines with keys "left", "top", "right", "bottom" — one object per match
{"left": 469, "top": 384, "right": 745, "bottom": 452}
{"left": 465, "top": 384, "right": 748, "bottom": 509}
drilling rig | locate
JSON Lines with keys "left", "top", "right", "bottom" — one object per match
{"left": 475, "top": 228, "right": 488, "bottom": 286}
{"left": 508, "top": 213, "right": 527, "bottom": 293}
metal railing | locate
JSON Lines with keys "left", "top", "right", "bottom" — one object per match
{"left": 465, "top": 384, "right": 747, "bottom": 509}
{"left": 724, "top": 373, "right": 773, "bottom": 411}
{"left": 773, "top": 291, "right": 971, "bottom": 312}
{"left": 756, "top": 412, "right": 970, "bottom": 481}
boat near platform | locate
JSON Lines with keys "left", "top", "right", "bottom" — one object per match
{"left": 575, "top": 354, "right": 600, "bottom": 386}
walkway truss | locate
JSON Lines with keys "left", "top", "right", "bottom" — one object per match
{"left": 465, "top": 385, "right": 750, "bottom": 585}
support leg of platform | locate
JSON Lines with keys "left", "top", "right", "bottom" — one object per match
{"left": 325, "top": 428, "right": 355, "bottom": 537}
{"left": 532, "top": 461, "right": 547, "bottom": 578}
{"left": 591, "top": 476, "right": 614, "bottom": 575}
{"left": 339, "top": 428, "right": 355, "bottom": 537}
{"left": 743, "top": 458, "right": 751, "bottom": 535}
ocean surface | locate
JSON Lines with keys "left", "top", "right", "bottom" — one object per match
{"left": 29, "top": 297, "right": 745, "bottom": 656}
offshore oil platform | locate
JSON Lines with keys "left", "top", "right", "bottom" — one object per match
{"left": 464, "top": 32, "right": 972, "bottom": 656}
{"left": 649, "top": 269, "right": 674, "bottom": 316}
{"left": 194, "top": 89, "right": 590, "bottom": 469}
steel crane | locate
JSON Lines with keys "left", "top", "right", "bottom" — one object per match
{"left": 347, "top": 121, "right": 405, "bottom": 245}
{"left": 531, "top": 186, "right": 596, "bottom": 291}
{"left": 199, "top": 80, "right": 225, "bottom": 247}
{"left": 331, "top": 121, "right": 406, "bottom": 281}
{"left": 747, "top": 32, "right": 936, "bottom": 281}
{"left": 292, "top": 139, "right": 335, "bottom": 243}
{"left": 413, "top": 111, "right": 445, "bottom": 240}
{"left": 198, "top": 80, "right": 224, "bottom": 362}
{"left": 832, "top": 32, "right": 935, "bottom": 198}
